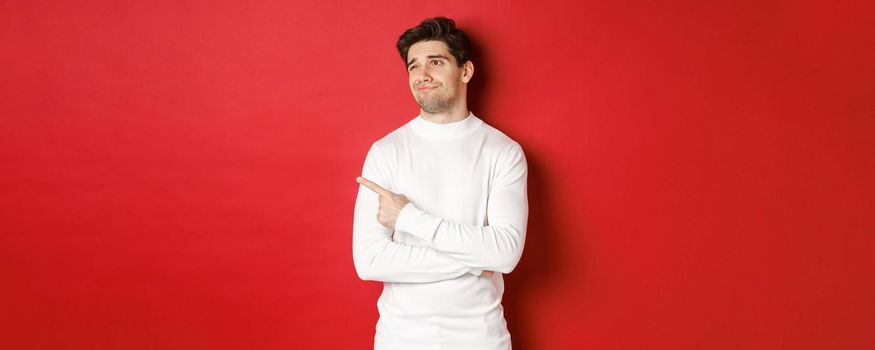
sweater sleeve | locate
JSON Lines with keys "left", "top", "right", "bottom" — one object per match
{"left": 352, "top": 144, "right": 481, "bottom": 283}
{"left": 394, "top": 143, "right": 529, "bottom": 274}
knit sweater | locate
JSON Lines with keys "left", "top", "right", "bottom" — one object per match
{"left": 352, "top": 112, "right": 528, "bottom": 350}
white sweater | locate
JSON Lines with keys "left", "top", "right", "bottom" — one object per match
{"left": 352, "top": 112, "right": 528, "bottom": 350}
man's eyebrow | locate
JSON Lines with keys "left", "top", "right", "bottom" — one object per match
{"left": 406, "top": 55, "right": 450, "bottom": 68}
{"left": 426, "top": 55, "right": 450, "bottom": 61}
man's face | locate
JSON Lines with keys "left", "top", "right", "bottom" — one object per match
{"left": 406, "top": 40, "right": 470, "bottom": 114}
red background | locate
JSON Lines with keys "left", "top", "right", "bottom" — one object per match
{"left": 2, "top": 1, "right": 874, "bottom": 349}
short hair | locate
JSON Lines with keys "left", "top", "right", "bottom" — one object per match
{"left": 396, "top": 17, "right": 472, "bottom": 67}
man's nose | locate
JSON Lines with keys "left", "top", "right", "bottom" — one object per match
{"left": 417, "top": 68, "right": 433, "bottom": 83}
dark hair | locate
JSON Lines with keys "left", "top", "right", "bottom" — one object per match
{"left": 396, "top": 17, "right": 472, "bottom": 67}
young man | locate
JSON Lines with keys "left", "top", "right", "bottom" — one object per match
{"left": 352, "top": 17, "right": 528, "bottom": 349}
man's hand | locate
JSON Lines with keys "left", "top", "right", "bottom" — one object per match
{"left": 356, "top": 177, "right": 410, "bottom": 231}
{"left": 356, "top": 176, "right": 495, "bottom": 278}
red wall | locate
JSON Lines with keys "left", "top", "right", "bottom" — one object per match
{"left": 2, "top": 1, "right": 873, "bottom": 349}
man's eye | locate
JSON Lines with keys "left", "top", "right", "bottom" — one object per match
{"left": 431, "top": 60, "right": 441, "bottom": 66}
{"left": 408, "top": 65, "right": 417, "bottom": 71}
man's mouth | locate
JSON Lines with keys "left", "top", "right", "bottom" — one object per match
{"left": 417, "top": 85, "right": 436, "bottom": 92}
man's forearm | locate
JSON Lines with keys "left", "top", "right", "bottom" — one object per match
{"left": 352, "top": 233, "right": 481, "bottom": 283}
{"left": 394, "top": 203, "right": 526, "bottom": 274}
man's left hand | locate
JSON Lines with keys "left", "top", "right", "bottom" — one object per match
{"left": 356, "top": 176, "right": 410, "bottom": 230}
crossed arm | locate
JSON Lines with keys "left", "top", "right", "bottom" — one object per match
{"left": 352, "top": 144, "right": 528, "bottom": 283}
{"left": 352, "top": 176, "right": 483, "bottom": 283}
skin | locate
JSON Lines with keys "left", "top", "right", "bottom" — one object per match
{"left": 355, "top": 40, "right": 492, "bottom": 278}
{"left": 405, "top": 40, "right": 474, "bottom": 124}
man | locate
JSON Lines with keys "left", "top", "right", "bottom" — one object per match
{"left": 352, "top": 17, "right": 528, "bottom": 349}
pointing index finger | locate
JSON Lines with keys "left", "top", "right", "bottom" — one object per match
{"left": 356, "top": 176, "right": 392, "bottom": 196}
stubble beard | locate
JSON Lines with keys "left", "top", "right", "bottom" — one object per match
{"left": 415, "top": 87, "right": 456, "bottom": 114}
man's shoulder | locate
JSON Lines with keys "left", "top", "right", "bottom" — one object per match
{"left": 368, "top": 117, "right": 415, "bottom": 152}
{"left": 480, "top": 120, "right": 524, "bottom": 154}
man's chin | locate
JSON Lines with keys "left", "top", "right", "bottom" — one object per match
{"left": 417, "top": 104, "right": 446, "bottom": 114}
{"left": 416, "top": 97, "right": 451, "bottom": 112}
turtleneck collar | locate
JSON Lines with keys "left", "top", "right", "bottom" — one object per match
{"left": 409, "top": 112, "right": 484, "bottom": 140}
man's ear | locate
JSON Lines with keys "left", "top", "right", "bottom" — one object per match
{"left": 461, "top": 60, "right": 474, "bottom": 84}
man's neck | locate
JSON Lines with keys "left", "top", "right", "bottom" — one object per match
{"left": 420, "top": 103, "right": 470, "bottom": 125}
